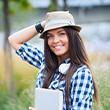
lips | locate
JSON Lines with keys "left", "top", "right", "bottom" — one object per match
{"left": 53, "top": 45, "right": 64, "bottom": 51}
{"left": 54, "top": 45, "right": 62, "bottom": 49}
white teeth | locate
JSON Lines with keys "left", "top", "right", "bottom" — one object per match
{"left": 54, "top": 45, "right": 62, "bottom": 49}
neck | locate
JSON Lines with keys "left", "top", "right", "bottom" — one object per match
{"left": 57, "top": 56, "right": 69, "bottom": 64}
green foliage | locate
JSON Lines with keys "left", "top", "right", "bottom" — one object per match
{"left": 48, "top": 0, "right": 58, "bottom": 11}
{"left": 0, "top": 0, "right": 33, "bottom": 30}
{"left": 0, "top": 88, "right": 34, "bottom": 110}
{"left": 0, "top": 0, "right": 32, "bottom": 15}
{"left": 15, "top": 0, "right": 31, "bottom": 10}
{"left": 0, "top": 53, "right": 36, "bottom": 110}
{"left": 0, "top": 72, "right": 35, "bottom": 110}
{"left": 0, "top": 0, "right": 3, "bottom": 8}
{"left": 8, "top": 0, "right": 32, "bottom": 15}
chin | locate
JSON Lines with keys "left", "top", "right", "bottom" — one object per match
{"left": 54, "top": 52, "right": 64, "bottom": 56}
{"left": 55, "top": 52, "right": 67, "bottom": 56}
{"left": 53, "top": 50, "right": 68, "bottom": 56}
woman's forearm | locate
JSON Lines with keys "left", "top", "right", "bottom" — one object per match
{"left": 8, "top": 24, "right": 38, "bottom": 50}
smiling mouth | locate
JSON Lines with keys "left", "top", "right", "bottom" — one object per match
{"left": 54, "top": 45, "right": 64, "bottom": 50}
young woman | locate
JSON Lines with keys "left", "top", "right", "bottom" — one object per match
{"left": 8, "top": 11, "right": 98, "bottom": 110}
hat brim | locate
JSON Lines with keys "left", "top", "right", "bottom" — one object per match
{"left": 40, "top": 24, "right": 81, "bottom": 39}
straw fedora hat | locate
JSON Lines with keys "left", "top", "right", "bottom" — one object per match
{"left": 40, "top": 11, "right": 81, "bottom": 38}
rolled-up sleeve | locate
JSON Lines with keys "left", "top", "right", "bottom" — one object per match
{"left": 70, "top": 66, "right": 94, "bottom": 110}
{"left": 16, "top": 42, "right": 44, "bottom": 69}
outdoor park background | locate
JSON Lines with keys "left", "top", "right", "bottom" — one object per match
{"left": 0, "top": 0, "right": 110, "bottom": 110}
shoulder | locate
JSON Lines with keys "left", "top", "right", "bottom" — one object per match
{"left": 70, "top": 65, "right": 94, "bottom": 95}
{"left": 16, "top": 42, "right": 45, "bottom": 68}
{"left": 71, "top": 65, "right": 92, "bottom": 82}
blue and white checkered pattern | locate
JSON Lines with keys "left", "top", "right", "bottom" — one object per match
{"left": 16, "top": 42, "right": 94, "bottom": 110}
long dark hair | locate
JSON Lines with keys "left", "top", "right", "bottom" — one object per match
{"left": 42, "top": 26, "right": 99, "bottom": 108}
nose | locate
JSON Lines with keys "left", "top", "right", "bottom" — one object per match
{"left": 53, "top": 36, "right": 60, "bottom": 43}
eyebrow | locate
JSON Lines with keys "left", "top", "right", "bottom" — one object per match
{"left": 57, "top": 29, "right": 65, "bottom": 33}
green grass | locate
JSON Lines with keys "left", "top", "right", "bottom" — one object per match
{"left": 0, "top": 52, "right": 110, "bottom": 110}
{"left": 90, "top": 52, "right": 110, "bottom": 110}
{"left": 0, "top": 52, "right": 36, "bottom": 110}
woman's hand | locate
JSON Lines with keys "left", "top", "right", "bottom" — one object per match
{"left": 28, "top": 107, "right": 36, "bottom": 110}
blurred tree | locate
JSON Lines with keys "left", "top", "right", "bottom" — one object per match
{"left": 63, "top": 0, "right": 68, "bottom": 11}
{"left": 2, "top": 0, "right": 13, "bottom": 97}
{"left": 2, "top": 0, "right": 31, "bottom": 97}
{"left": 48, "top": 0, "right": 58, "bottom": 11}
{"left": 48, "top": 0, "right": 68, "bottom": 11}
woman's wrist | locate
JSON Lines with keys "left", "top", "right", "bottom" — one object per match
{"left": 35, "top": 23, "right": 44, "bottom": 33}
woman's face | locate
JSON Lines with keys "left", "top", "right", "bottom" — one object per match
{"left": 47, "top": 28, "right": 69, "bottom": 59}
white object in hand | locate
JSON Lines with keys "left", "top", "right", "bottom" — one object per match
{"left": 35, "top": 88, "right": 63, "bottom": 110}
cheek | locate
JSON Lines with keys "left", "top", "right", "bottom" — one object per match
{"left": 47, "top": 40, "right": 51, "bottom": 48}
{"left": 65, "top": 40, "right": 69, "bottom": 52}
{"left": 66, "top": 43, "right": 69, "bottom": 52}
{"left": 64, "top": 37, "right": 69, "bottom": 47}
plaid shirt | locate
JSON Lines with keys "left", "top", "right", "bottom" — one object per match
{"left": 16, "top": 42, "right": 94, "bottom": 110}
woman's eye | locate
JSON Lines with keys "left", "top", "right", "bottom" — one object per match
{"left": 47, "top": 35, "right": 52, "bottom": 38}
{"left": 59, "top": 32, "right": 66, "bottom": 36}
{"left": 47, "top": 35, "right": 53, "bottom": 40}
